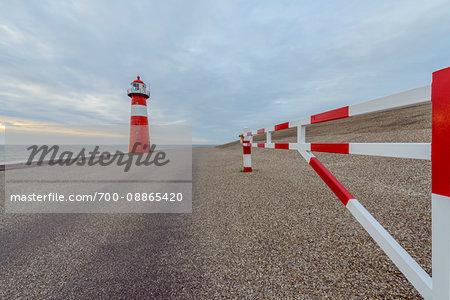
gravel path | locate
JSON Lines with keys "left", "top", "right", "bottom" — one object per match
{"left": 0, "top": 103, "right": 431, "bottom": 298}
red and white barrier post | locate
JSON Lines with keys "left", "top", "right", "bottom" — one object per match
{"left": 431, "top": 67, "right": 450, "bottom": 300}
{"left": 241, "top": 127, "right": 252, "bottom": 172}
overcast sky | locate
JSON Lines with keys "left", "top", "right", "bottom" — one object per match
{"left": 1, "top": 0, "right": 449, "bottom": 144}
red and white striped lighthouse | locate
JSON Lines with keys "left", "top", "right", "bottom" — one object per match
{"left": 127, "top": 76, "right": 151, "bottom": 153}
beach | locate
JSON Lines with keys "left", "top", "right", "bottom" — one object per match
{"left": 0, "top": 103, "right": 431, "bottom": 298}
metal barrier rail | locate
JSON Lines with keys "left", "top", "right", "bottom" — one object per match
{"left": 238, "top": 67, "right": 450, "bottom": 299}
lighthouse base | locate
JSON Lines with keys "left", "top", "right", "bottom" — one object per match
{"left": 129, "top": 124, "right": 151, "bottom": 153}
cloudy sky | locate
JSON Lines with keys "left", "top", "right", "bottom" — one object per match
{"left": 1, "top": 0, "right": 449, "bottom": 144}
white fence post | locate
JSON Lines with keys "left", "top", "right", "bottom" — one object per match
{"left": 297, "top": 125, "right": 305, "bottom": 144}
{"left": 432, "top": 67, "right": 450, "bottom": 300}
{"left": 242, "top": 127, "right": 252, "bottom": 172}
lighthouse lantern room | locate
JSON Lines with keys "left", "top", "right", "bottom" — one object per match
{"left": 127, "top": 76, "right": 151, "bottom": 153}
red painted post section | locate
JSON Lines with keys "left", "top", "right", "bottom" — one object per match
{"left": 311, "top": 143, "right": 350, "bottom": 154}
{"left": 274, "top": 122, "right": 289, "bottom": 131}
{"left": 309, "top": 157, "right": 354, "bottom": 206}
{"left": 274, "top": 143, "right": 290, "bottom": 149}
{"left": 311, "top": 106, "right": 349, "bottom": 124}
{"left": 432, "top": 67, "right": 450, "bottom": 197}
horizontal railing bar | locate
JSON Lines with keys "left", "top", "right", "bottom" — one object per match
{"left": 303, "top": 142, "right": 430, "bottom": 160}
{"left": 349, "top": 85, "right": 431, "bottom": 117}
{"left": 250, "top": 143, "right": 297, "bottom": 150}
{"left": 251, "top": 85, "right": 431, "bottom": 132}
{"left": 250, "top": 142, "right": 431, "bottom": 160}
{"left": 349, "top": 143, "right": 430, "bottom": 160}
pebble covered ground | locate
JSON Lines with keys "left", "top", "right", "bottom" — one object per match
{"left": 0, "top": 103, "right": 431, "bottom": 298}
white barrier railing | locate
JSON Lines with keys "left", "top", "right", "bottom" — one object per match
{"left": 239, "top": 67, "right": 450, "bottom": 299}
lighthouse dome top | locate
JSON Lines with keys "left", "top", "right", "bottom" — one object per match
{"left": 132, "top": 75, "right": 144, "bottom": 84}
{"left": 127, "top": 75, "right": 150, "bottom": 98}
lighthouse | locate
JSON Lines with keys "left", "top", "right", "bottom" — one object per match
{"left": 127, "top": 76, "right": 151, "bottom": 153}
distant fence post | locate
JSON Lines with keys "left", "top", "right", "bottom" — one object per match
{"left": 242, "top": 127, "right": 252, "bottom": 172}
{"left": 431, "top": 67, "right": 450, "bottom": 300}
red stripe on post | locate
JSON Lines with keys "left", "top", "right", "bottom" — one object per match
{"left": 274, "top": 122, "right": 289, "bottom": 131}
{"left": 243, "top": 167, "right": 252, "bottom": 172}
{"left": 243, "top": 147, "right": 251, "bottom": 154}
{"left": 311, "top": 143, "right": 349, "bottom": 154}
{"left": 274, "top": 143, "right": 289, "bottom": 149}
{"left": 257, "top": 128, "right": 265, "bottom": 134}
{"left": 309, "top": 158, "right": 354, "bottom": 206}
{"left": 311, "top": 106, "right": 349, "bottom": 124}
{"left": 432, "top": 67, "right": 450, "bottom": 196}
{"left": 130, "top": 116, "right": 148, "bottom": 125}
{"left": 257, "top": 143, "right": 265, "bottom": 148}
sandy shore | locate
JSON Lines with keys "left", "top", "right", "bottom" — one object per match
{"left": 0, "top": 103, "right": 431, "bottom": 298}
